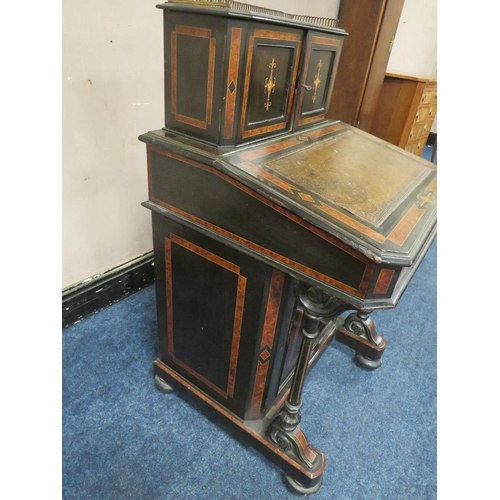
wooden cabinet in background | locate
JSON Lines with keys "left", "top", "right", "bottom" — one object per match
{"left": 370, "top": 72, "right": 437, "bottom": 157}
{"left": 328, "top": 0, "right": 405, "bottom": 131}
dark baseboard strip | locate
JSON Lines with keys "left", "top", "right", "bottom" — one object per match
{"left": 62, "top": 252, "right": 155, "bottom": 329}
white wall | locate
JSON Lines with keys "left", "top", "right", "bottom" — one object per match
{"left": 62, "top": 0, "right": 435, "bottom": 289}
{"left": 387, "top": 0, "right": 437, "bottom": 132}
{"left": 243, "top": 0, "right": 341, "bottom": 19}
{"left": 62, "top": 0, "right": 163, "bottom": 288}
{"left": 387, "top": 0, "right": 437, "bottom": 77}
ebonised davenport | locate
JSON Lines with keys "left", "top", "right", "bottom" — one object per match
{"left": 140, "top": 121, "right": 436, "bottom": 494}
{"left": 140, "top": 2, "right": 437, "bottom": 495}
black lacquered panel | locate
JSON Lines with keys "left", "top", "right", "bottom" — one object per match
{"left": 299, "top": 49, "right": 335, "bottom": 115}
{"left": 169, "top": 236, "right": 239, "bottom": 392}
{"left": 174, "top": 33, "right": 212, "bottom": 124}
{"left": 149, "top": 149, "right": 372, "bottom": 298}
{"left": 247, "top": 45, "right": 295, "bottom": 124}
{"left": 238, "top": 26, "right": 302, "bottom": 143}
{"left": 294, "top": 31, "right": 343, "bottom": 129}
{"left": 151, "top": 213, "right": 273, "bottom": 418}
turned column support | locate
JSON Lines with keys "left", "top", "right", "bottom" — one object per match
{"left": 266, "top": 285, "right": 338, "bottom": 494}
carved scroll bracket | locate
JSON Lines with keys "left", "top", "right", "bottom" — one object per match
{"left": 344, "top": 310, "right": 383, "bottom": 346}
{"left": 342, "top": 310, "right": 387, "bottom": 369}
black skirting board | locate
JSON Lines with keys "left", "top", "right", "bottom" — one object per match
{"left": 62, "top": 252, "right": 155, "bottom": 329}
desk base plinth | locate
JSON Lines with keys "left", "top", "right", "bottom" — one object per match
{"left": 153, "top": 359, "right": 326, "bottom": 493}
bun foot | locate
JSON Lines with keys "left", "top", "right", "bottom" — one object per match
{"left": 355, "top": 352, "right": 382, "bottom": 370}
{"left": 154, "top": 375, "right": 175, "bottom": 393}
{"left": 284, "top": 474, "right": 323, "bottom": 496}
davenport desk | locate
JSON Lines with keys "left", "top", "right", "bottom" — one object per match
{"left": 139, "top": 1, "right": 437, "bottom": 494}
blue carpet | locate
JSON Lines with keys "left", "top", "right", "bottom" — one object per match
{"left": 421, "top": 143, "right": 436, "bottom": 163}
{"left": 63, "top": 235, "right": 437, "bottom": 500}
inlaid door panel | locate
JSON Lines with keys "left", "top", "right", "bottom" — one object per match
{"left": 151, "top": 212, "right": 282, "bottom": 419}
{"left": 294, "top": 31, "right": 343, "bottom": 129}
{"left": 238, "top": 26, "right": 302, "bottom": 143}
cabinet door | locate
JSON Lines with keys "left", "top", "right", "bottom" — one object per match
{"left": 294, "top": 31, "right": 342, "bottom": 130}
{"left": 238, "top": 26, "right": 302, "bottom": 143}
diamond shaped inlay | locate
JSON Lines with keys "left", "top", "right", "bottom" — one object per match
{"left": 228, "top": 80, "right": 236, "bottom": 94}
{"left": 298, "top": 192, "right": 315, "bottom": 203}
{"left": 259, "top": 346, "right": 272, "bottom": 363}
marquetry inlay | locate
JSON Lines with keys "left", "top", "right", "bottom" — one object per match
{"left": 298, "top": 192, "right": 315, "bottom": 203}
{"left": 263, "top": 131, "right": 430, "bottom": 227}
{"left": 223, "top": 27, "right": 242, "bottom": 139}
{"left": 259, "top": 346, "right": 272, "bottom": 363}
{"left": 165, "top": 233, "right": 246, "bottom": 399}
{"left": 373, "top": 269, "right": 395, "bottom": 295}
{"left": 416, "top": 190, "right": 435, "bottom": 209}
{"left": 248, "top": 269, "right": 285, "bottom": 418}
{"left": 226, "top": 124, "right": 436, "bottom": 249}
{"left": 264, "top": 58, "right": 277, "bottom": 111}
{"left": 312, "top": 60, "right": 323, "bottom": 103}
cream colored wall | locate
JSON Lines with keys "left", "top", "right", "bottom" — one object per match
{"left": 387, "top": 0, "right": 437, "bottom": 132}
{"left": 387, "top": 0, "right": 437, "bottom": 76}
{"left": 62, "top": 0, "right": 163, "bottom": 288}
{"left": 242, "top": 0, "right": 340, "bottom": 18}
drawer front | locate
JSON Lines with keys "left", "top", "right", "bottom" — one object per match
{"left": 238, "top": 25, "right": 303, "bottom": 143}
{"left": 427, "top": 104, "right": 437, "bottom": 121}
{"left": 414, "top": 106, "right": 431, "bottom": 124}
{"left": 405, "top": 140, "right": 425, "bottom": 156}
{"left": 421, "top": 120, "right": 432, "bottom": 138}
{"left": 408, "top": 122, "right": 425, "bottom": 142}
{"left": 420, "top": 87, "right": 437, "bottom": 105}
{"left": 408, "top": 119, "right": 433, "bottom": 144}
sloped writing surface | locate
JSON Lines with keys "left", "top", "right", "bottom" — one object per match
{"left": 223, "top": 122, "right": 436, "bottom": 264}
{"left": 263, "top": 129, "right": 430, "bottom": 227}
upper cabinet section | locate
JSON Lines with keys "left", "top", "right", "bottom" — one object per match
{"left": 158, "top": 1, "right": 346, "bottom": 147}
